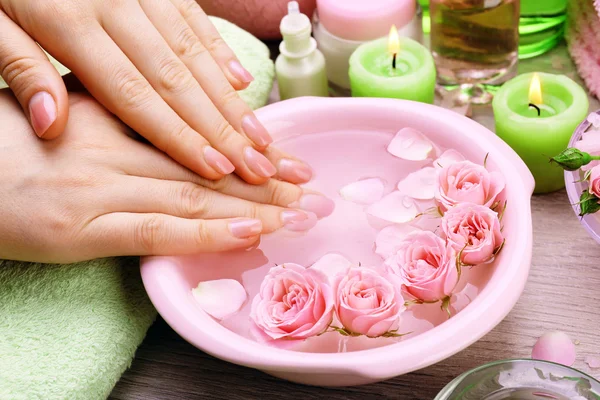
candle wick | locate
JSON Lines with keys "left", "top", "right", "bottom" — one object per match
{"left": 392, "top": 53, "right": 397, "bottom": 69}
{"left": 528, "top": 103, "right": 541, "bottom": 117}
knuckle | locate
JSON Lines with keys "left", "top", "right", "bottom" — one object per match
{"left": 1, "top": 57, "right": 40, "bottom": 97}
{"left": 178, "top": 0, "right": 202, "bottom": 20}
{"left": 194, "top": 221, "right": 213, "bottom": 246}
{"left": 113, "top": 69, "right": 153, "bottom": 111}
{"left": 164, "top": 123, "right": 190, "bottom": 154}
{"left": 205, "top": 35, "right": 227, "bottom": 54}
{"left": 135, "top": 215, "right": 165, "bottom": 253}
{"left": 265, "top": 180, "right": 293, "bottom": 206}
{"left": 174, "top": 27, "right": 206, "bottom": 59}
{"left": 178, "top": 182, "right": 208, "bottom": 217}
{"left": 207, "top": 175, "right": 233, "bottom": 192}
{"left": 218, "top": 87, "right": 242, "bottom": 108}
{"left": 211, "top": 118, "right": 236, "bottom": 143}
{"left": 156, "top": 59, "right": 195, "bottom": 94}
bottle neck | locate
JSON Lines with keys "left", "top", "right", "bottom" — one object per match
{"left": 280, "top": 37, "right": 318, "bottom": 59}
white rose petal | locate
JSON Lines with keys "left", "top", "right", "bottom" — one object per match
{"left": 192, "top": 279, "right": 247, "bottom": 320}
{"left": 367, "top": 191, "right": 418, "bottom": 224}
{"left": 434, "top": 149, "right": 465, "bottom": 169}
{"left": 396, "top": 167, "right": 437, "bottom": 200}
{"left": 310, "top": 253, "right": 353, "bottom": 280}
{"left": 587, "top": 112, "right": 600, "bottom": 129}
{"left": 339, "top": 178, "right": 385, "bottom": 205}
{"left": 387, "top": 128, "right": 434, "bottom": 161}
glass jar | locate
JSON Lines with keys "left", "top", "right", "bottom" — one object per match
{"left": 435, "top": 359, "right": 600, "bottom": 400}
{"left": 430, "top": 0, "right": 520, "bottom": 88}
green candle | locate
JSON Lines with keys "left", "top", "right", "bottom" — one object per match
{"left": 493, "top": 72, "right": 589, "bottom": 194}
{"left": 348, "top": 27, "right": 436, "bottom": 103}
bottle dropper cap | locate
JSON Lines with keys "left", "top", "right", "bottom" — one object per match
{"left": 280, "top": 1, "right": 312, "bottom": 52}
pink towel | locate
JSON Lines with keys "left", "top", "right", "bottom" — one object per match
{"left": 567, "top": 0, "right": 600, "bottom": 98}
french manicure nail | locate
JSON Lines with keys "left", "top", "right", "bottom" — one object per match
{"left": 228, "top": 60, "right": 254, "bottom": 84}
{"left": 289, "top": 194, "right": 335, "bottom": 219}
{"left": 244, "top": 147, "right": 277, "bottom": 177}
{"left": 242, "top": 114, "right": 273, "bottom": 147}
{"left": 282, "top": 211, "right": 318, "bottom": 232}
{"left": 204, "top": 146, "right": 235, "bottom": 174}
{"left": 29, "top": 91, "right": 57, "bottom": 138}
{"left": 278, "top": 159, "right": 313, "bottom": 183}
{"left": 229, "top": 219, "right": 262, "bottom": 238}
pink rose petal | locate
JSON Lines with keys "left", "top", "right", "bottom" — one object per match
{"left": 588, "top": 113, "right": 600, "bottom": 129}
{"left": 585, "top": 355, "right": 600, "bottom": 369}
{"left": 339, "top": 178, "right": 385, "bottom": 205}
{"left": 531, "top": 332, "right": 576, "bottom": 366}
{"left": 433, "top": 149, "right": 465, "bottom": 169}
{"left": 367, "top": 191, "right": 418, "bottom": 224}
{"left": 387, "top": 128, "right": 434, "bottom": 161}
{"left": 397, "top": 167, "right": 437, "bottom": 200}
{"left": 310, "top": 253, "right": 353, "bottom": 281}
{"left": 375, "top": 225, "right": 419, "bottom": 259}
{"left": 192, "top": 279, "right": 247, "bottom": 320}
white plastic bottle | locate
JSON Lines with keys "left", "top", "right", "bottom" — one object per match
{"left": 276, "top": 1, "right": 329, "bottom": 100}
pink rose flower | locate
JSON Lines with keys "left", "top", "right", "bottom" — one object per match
{"left": 436, "top": 160, "right": 505, "bottom": 211}
{"left": 589, "top": 165, "right": 600, "bottom": 197}
{"left": 333, "top": 267, "right": 405, "bottom": 337}
{"left": 385, "top": 231, "right": 458, "bottom": 302}
{"left": 441, "top": 203, "right": 504, "bottom": 265}
{"left": 250, "top": 263, "right": 334, "bottom": 341}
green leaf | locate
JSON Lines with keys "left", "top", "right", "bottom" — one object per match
{"left": 578, "top": 190, "right": 600, "bottom": 216}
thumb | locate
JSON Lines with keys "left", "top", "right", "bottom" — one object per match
{"left": 0, "top": 11, "right": 68, "bottom": 139}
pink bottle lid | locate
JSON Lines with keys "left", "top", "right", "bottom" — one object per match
{"left": 316, "top": 0, "right": 416, "bottom": 41}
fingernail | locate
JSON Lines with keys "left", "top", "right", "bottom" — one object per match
{"left": 244, "top": 147, "right": 277, "bottom": 177}
{"left": 278, "top": 159, "right": 313, "bottom": 183}
{"left": 228, "top": 60, "right": 254, "bottom": 84}
{"left": 229, "top": 219, "right": 262, "bottom": 238}
{"left": 281, "top": 210, "right": 317, "bottom": 232}
{"left": 29, "top": 91, "right": 57, "bottom": 138}
{"left": 204, "top": 146, "right": 235, "bottom": 174}
{"left": 242, "top": 114, "right": 272, "bottom": 147}
{"left": 289, "top": 194, "right": 335, "bottom": 219}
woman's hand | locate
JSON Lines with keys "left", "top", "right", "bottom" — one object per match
{"left": 0, "top": 1, "right": 313, "bottom": 185}
{"left": 0, "top": 91, "right": 333, "bottom": 263}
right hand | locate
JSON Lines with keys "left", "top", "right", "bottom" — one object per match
{"left": 0, "top": 91, "right": 333, "bottom": 263}
{"left": 0, "top": 1, "right": 313, "bottom": 185}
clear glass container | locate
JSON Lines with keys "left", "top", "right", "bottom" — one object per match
{"left": 435, "top": 359, "right": 600, "bottom": 400}
{"left": 430, "top": 0, "right": 520, "bottom": 104}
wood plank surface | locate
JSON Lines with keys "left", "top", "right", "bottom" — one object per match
{"left": 110, "top": 44, "right": 600, "bottom": 400}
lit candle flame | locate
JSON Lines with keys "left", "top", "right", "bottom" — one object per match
{"left": 388, "top": 25, "right": 400, "bottom": 55}
{"left": 529, "top": 73, "right": 543, "bottom": 105}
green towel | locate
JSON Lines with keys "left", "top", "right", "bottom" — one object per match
{"left": 0, "top": 17, "right": 274, "bottom": 400}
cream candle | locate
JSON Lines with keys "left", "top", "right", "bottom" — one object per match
{"left": 313, "top": 0, "right": 420, "bottom": 93}
{"left": 493, "top": 72, "right": 589, "bottom": 193}
{"left": 348, "top": 27, "right": 436, "bottom": 103}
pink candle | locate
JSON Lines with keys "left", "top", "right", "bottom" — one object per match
{"left": 314, "top": 0, "right": 418, "bottom": 91}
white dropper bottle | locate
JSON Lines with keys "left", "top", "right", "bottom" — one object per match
{"left": 276, "top": 1, "right": 329, "bottom": 100}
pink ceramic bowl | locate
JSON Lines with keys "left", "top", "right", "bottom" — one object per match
{"left": 141, "top": 97, "right": 535, "bottom": 386}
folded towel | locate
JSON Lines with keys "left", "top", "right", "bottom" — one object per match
{"left": 566, "top": 0, "right": 600, "bottom": 98}
{"left": 0, "top": 17, "right": 274, "bottom": 400}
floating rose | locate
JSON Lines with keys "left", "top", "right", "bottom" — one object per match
{"left": 589, "top": 165, "right": 600, "bottom": 198}
{"left": 436, "top": 160, "right": 505, "bottom": 212}
{"left": 385, "top": 231, "right": 459, "bottom": 304}
{"left": 250, "top": 263, "right": 334, "bottom": 341}
{"left": 441, "top": 203, "right": 504, "bottom": 265}
{"left": 333, "top": 267, "right": 406, "bottom": 338}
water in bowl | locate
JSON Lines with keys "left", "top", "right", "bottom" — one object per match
{"left": 481, "top": 388, "right": 569, "bottom": 400}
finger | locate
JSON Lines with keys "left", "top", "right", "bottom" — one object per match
{"left": 170, "top": 0, "right": 253, "bottom": 90}
{"left": 140, "top": 0, "right": 273, "bottom": 150}
{"left": 263, "top": 146, "right": 314, "bottom": 184}
{"left": 54, "top": 27, "right": 231, "bottom": 180}
{"left": 118, "top": 146, "right": 332, "bottom": 217}
{"left": 0, "top": 11, "right": 68, "bottom": 139}
{"left": 101, "top": 5, "right": 275, "bottom": 184}
{"left": 106, "top": 176, "right": 317, "bottom": 233}
{"left": 87, "top": 213, "right": 261, "bottom": 256}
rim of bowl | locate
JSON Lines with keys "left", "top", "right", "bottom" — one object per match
{"left": 564, "top": 112, "right": 600, "bottom": 244}
{"left": 434, "top": 358, "right": 600, "bottom": 399}
{"left": 141, "top": 97, "right": 534, "bottom": 380}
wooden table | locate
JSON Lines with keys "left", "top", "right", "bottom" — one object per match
{"left": 110, "top": 45, "right": 600, "bottom": 400}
